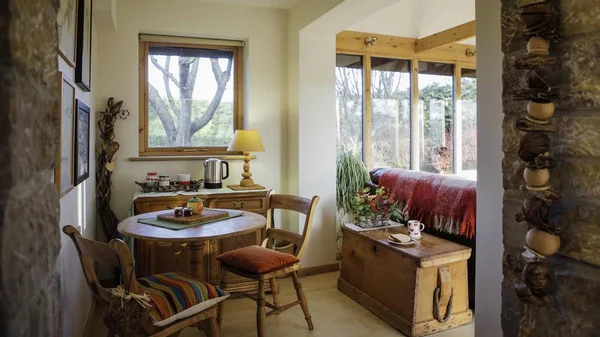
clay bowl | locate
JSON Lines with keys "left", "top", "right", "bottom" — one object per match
{"left": 520, "top": 3, "right": 556, "bottom": 31}
{"left": 527, "top": 100, "right": 555, "bottom": 121}
{"left": 519, "top": 132, "right": 551, "bottom": 162}
{"left": 527, "top": 67, "right": 558, "bottom": 90}
{"left": 526, "top": 227, "right": 560, "bottom": 257}
{"left": 527, "top": 37, "right": 550, "bottom": 56}
{"left": 524, "top": 167, "right": 550, "bottom": 187}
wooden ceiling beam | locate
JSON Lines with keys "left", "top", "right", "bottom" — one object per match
{"left": 336, "top": 31, "right": 477, "bottom": 67}
{"left": 414, "top": 21, "right": 476, "bottom": 53}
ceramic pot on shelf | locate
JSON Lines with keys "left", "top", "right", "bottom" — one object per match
{"left": 526, "top": 227, "right": 560, "bottom": 256}
{"left": 524, "top": 167, "right": 550, "bottom": 187}
{"left": 527, "top": 100, "right": 555, "bottom": 121}
{"left": 527, "top": 37, "right": 550, "bottom": 56}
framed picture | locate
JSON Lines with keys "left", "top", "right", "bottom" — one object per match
{"left": 75, "top": 0, "right": 92, "bottom": 91}
{"left": 55, "top": 72, "right": 76, "bottom": 197}
{"left": 74, "top": 100, "right": 91, "bottom": 185}
{"left": 58, "top": 0, "right": 78, "bottom": 67}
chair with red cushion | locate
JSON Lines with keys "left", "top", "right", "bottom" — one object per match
{"left": 216, "top": 194, "right": 320, "bottom": 337}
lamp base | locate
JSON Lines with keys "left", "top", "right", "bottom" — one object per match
{"left": 240, "top": 177, "right": 255, "bottom": 187}
{"left": 227, "top": 184, "right": 266, "bottom": 191}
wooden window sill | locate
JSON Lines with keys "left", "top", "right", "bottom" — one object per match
{"left": 129, "top": 155, "right": 256, "bottom": 162}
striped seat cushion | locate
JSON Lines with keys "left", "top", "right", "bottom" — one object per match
{"left": 138, "top": 272, "right": 229, "bottom": 327}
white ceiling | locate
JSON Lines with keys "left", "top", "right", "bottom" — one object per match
{"left": 191, "top": 0, "right": 300, "bottom": 9}
{"left": 349, "top": 0, "right": 475, "bottom": 44}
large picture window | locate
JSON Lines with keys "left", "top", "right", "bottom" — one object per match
{"left": 372, "top": 57, "right": 411, "bottom": 169}
{"left": 335, "top": 53, "right": 476, "bottom": 179}
{"left": 139, "top": 34, "right": 243, "bottom": 156}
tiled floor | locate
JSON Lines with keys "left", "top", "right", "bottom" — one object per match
{"left": 89, "top": 272, "right": 473, "bottom": 337}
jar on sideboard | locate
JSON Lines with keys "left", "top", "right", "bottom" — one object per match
{"left": 146, "top": 172, "right": 158, "bottom": 187}
{"left": 158, "top": 175, "right": 170, "bottom": 187}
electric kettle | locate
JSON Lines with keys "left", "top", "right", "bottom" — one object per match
{"left": 203, "top": 158, "right": 229, "bottom": 189}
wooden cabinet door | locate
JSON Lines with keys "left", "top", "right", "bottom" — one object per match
{"left": 134, "top": 239, "right": 210, "bottom": 280}
{"left": 207, "top": 197, "right": 266, "bottom": 215}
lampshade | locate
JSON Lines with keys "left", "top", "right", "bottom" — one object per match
{"left": 227, "top": 130, "right": 265, "bottom": 152}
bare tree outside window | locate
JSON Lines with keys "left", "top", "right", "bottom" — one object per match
{"left": 139, "top": 39, "right": 242, "bottom": 156}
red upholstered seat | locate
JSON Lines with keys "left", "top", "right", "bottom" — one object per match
{"left": 216, "top": 245, "right": 300, "bottom": 274}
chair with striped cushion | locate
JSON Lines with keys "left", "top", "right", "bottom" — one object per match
{"left": 216, "top": 194, "right": 320, "bottom": 337}
{"left": 63, "top": 225, "right": 227, "bottom": 337}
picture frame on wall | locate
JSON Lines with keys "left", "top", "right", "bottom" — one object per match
{"left": 58, "top": 0, "right": 78, "bottom": 67}
{"left": 75, "top": 0, "right": 92, "bottom": 91}
{"left": 56, "top": 72, "right": 76, "bottom": 197}
{"left": 74, "top": 100, "right": 91, "bottom": 186}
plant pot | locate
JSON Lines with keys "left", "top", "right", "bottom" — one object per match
{"left": 527, "top": 100, "right": 555, "bottom": 121}
{"left": 371, "top": 213, "right": 389, "bottom": 227}
{"left": 527, "top": 37, "right": 550, "bottom": 56}
{"left": 356, "top": 216, "right": 371, "bottom": 228}
{"left": 526, "top": 227, "right": 560, "bottom": 256}
{"left": 523, "top": 167, "right": 550, "bottom": 187}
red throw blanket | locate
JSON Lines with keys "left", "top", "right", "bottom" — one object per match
{"left": 378, "top": 169, "right": 476, "bottom": 238}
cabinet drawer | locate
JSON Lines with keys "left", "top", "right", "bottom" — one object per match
{"left": 144, "top": 201, "right": 187, "bottom": 213}
{"left": 209, "top": 198, "right": 265, "bottom": 211}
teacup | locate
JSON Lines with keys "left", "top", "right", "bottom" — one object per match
{"left": 407, "top": 220, "right": 425, "bottom": 239}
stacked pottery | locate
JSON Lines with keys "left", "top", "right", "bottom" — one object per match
{"left": 512, "top": 0, "right": 562, "bottom": 313}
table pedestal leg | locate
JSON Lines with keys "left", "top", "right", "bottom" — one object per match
{"left": 188, "top": 241, "right": 206, "bottom": 281}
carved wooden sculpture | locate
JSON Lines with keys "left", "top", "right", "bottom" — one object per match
{"left": 97, "top": 97, "right": 129, "bottom": 241}
{"left": 511, "top": 1, "right": 562, "bottom": 336}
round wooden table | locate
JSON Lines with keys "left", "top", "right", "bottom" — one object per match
{"left": 118, "top": 209, "right": 267, "bottom": 280}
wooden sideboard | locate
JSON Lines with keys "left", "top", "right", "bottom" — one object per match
{"left": 133, "top": 188, "right": 271, "bottom": 293}
{"left": 338, "top": 225, "right": 472, "bottom": 337}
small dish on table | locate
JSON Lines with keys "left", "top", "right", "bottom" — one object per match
{"left": 387, "top": 233, "right": 415, "bottom": 246}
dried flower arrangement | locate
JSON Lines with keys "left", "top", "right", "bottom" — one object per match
{"left": 97, "top": 97, "right": 129, "bottom": 241}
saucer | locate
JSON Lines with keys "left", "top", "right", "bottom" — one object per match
{"left": 387, "top": 238, "right": 416, "bottom": 246}
{"left": 387, "top": 233, "right": 415, "bottom": 246}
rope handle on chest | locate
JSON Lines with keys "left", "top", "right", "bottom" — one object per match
{"left": 433, "top": 286, "right": 454, "bottom": 323}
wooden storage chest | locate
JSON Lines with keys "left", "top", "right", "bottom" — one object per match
{"left": 338, "top": 225, "right": 472, "bottom": 336}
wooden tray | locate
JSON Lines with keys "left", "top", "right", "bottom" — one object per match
{"left": 157, "top": 209, "right": 228, "bottom": 224}
{"left": 135, "top": 180, "right": 203, "bottom": 193}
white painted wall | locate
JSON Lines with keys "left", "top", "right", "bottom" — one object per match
{"left": 57, "top": 26, "right": 98, "bottom": 337}
{"left": 94, "top": 0, "right": 288, "bottom": 221}
{"left": 349, "top": 0, "right": 475, "bottom": 38}
{"left": 288, "top": 0, "right": 401, "bottom": 267}
{"left": 474, "top": 0, "right": 503, "bottom": 335}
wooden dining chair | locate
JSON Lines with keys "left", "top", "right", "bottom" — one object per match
{"left": 63, "top": 225, "right": 226, "bottom": 337}
{"left": 215, "top": 194, "right": 320, "bottom": 337}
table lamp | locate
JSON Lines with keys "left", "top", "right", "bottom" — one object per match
{"left": 227, "top": 130, "right": 265, "bottom": 189}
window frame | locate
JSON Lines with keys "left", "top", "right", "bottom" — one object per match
{"left": 336, "top": 41, "right": 476, "bottom": 173}
{"left": 138, "top": 36, "right": 244, "bottom": 157}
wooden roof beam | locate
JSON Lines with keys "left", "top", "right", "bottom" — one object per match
{"left": 415, "top": 21, "right": 476, "bottom": 53}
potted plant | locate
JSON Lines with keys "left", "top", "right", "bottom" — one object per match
{"left": 336, "top": 150, "right": 370, "bottom": 258}
{"left": 336, "top": 151, "right": 370, "bottom": 215}
{"left": 353, "top": 186, "right": 401, "bottom": 228}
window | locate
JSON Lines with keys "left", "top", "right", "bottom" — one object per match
{"left": 335, "top": 53, "right": 476, "bottom": 179}
{"left": 460, "top": 68, "right": 477, "bottom": 177}
{"left": 335, "top": 54, "right": 364, "bottom": 156}
{"left": 418, "top": 61, "right": 454, "bottom": 173}
{"left": 371, "top": 57, "right": 411, "bottom": 169}
{"left": 139, "top": 34, "right": 243, "bottom": 156}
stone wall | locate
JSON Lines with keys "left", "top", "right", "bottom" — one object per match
{"left": 0, "top": 0, "right": 61, "bottom": 336}
{"left": 502, "top": 0, "right": 600, "bottom": 336}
